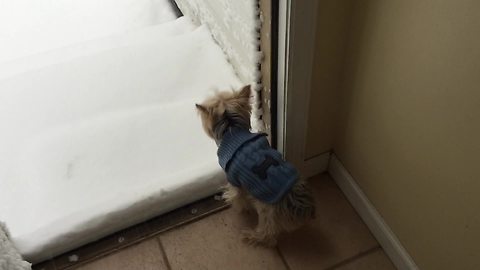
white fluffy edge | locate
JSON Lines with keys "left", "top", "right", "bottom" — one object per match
{"left": 250, "top": 0, "right": 265, "bottom": 134}
{"left": 328, "top": 155, "right": 419, "bottom": 270}
{"left": 0, "top": 223, "right": 31, "bottom": 270}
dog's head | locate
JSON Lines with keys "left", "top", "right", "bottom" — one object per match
{"left": 195, "top": 85, "right": 252, "bottom": 140}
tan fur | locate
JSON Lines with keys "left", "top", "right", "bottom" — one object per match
{"left": 196, "top": 85, "right": 251, "bottom": 140}
{"left": 196, "top": 85, "right": 315, "bottom": 247}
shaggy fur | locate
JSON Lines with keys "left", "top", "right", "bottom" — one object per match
{"left": 196, "top": 85, "right": 315, "bottom": 246}
{"left": 0, "top": 222, "right": 32, "bottom": 270}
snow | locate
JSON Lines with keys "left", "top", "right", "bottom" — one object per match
{"left": 0, "top": 0, "right": 177, "bottom": 63}
{"left": 175, "top": 0, "right": 258, "bottom": 83}
{"left": 0, "top": 18, "right": 242, "bottom": 262}
{"left": 175, "top": 0, "right": 265, "bottom": 132}
{"left": 0, "top": 17, "right": 197, "bottom": 80}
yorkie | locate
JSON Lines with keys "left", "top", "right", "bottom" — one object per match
{"left": 196, "top": 85, "right": 315, "bottom": 246}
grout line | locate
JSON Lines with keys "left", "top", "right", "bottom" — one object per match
{"left": 156, "top": 237, "right": 173, "bottom": 270}
{"left": 275, "top": 246, "right": 292, "bottom": 270}
{"left": 324, "top": 245, "right": 381, "bottom": 270}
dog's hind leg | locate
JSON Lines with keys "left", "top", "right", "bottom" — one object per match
{"left": 242, "top": 203, "right": 279, "bottom": 247}
{"left": 222, "top": 184, "right": 253, "bottom": 212}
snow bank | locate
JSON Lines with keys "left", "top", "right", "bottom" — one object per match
{"left": 174, "top": 0, "right": 265, "bottom": 132}
{"left": 0, "top": 22, "right": 241, "bottom": 262}
{"left": 0, "top": 0, "right": 177, "bottom": 63}
{"left": 0, "top": 17, "right": 196, "bottom": 80}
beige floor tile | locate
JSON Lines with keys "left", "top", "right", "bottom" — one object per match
{"left": 278, "top": 173, "right": 379, "bottom": 270}
{"left": 76, "top": 239, "right": 168, "bottom": 270}
{"left": 159, "top": 208, "right": 288, "bottom": 270}
{"left": 336, "top": 249, "right": 397, "bottom": 270}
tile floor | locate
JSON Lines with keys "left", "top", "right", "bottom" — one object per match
{"left": 75, "top": 173, "right": 396, "bottom": 270}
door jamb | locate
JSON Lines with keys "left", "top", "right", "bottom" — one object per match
{"left": 276, "top": 0, "right": 318, "bottom": 174}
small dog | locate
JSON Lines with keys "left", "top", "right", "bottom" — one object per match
{"left": 196, "top": 85, "right": 315, "bottom": 246}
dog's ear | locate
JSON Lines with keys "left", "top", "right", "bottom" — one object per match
{"left": 195, "top": 103, "right": 208, "bottom": 114}
{"left": 238, "top": 85, "right": 251, "bottom": 99}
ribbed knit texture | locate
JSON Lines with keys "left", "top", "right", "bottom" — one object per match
{"left": 217, "top": 128, "right": 298, "bottom": 204}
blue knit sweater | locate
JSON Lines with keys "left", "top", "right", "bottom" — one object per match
{"left": 217, "top": 128, "right": 298, "bottom": 204}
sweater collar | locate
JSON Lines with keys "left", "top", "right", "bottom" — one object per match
{"left": 217, "top": 128, "right": 264, "bottom": 170}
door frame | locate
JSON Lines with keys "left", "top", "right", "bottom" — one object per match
{"left": 276, "top": 0, "right": 319, "bottom": 174}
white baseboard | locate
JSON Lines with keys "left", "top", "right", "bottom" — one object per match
{"left": 328, "top": 155, "right": 418, "bottom": 270}
{"left": 302, "top": 152, "right": 330, "bottom": 179}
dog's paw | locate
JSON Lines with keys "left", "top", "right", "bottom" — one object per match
{"left": 241, "top": 229, "right": 260, "bottom": 246}
{"left": 221, "top": 187, "right": 239, "bottom": 204}
{"left": 221, "top": 193, "right": 234, "bottom": 203}
{"left": 241, "top": 230, "right": 277, "bottom": 247}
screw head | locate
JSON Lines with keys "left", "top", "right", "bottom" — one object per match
{"left": 68, "top": 254, "right": 79, "bottom": 262}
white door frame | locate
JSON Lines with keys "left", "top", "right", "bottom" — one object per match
{"left": 276, "top": 0, "right": 319, "bottom": 175}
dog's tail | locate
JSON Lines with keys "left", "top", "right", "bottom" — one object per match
{"left": 277, "top": 180, "right": 316, "bottom": 230}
